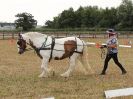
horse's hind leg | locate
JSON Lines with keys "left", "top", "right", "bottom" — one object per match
{"left": 39, "top": 58, "right": 49, "bottom": 78}
{"left": 80, "top": 55, "right": 94, "bottom": 74}
{"left": 77, "top": 56, "right": 89, "bottom": 75}
{"left": 61, "top": 53, "right": 78, "bottom": 77}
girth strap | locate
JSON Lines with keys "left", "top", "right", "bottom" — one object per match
{"left": 49, "top": 37, "right": 55, "bottom": 62}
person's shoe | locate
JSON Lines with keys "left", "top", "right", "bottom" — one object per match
{"left": 122, "top": 70, "right": 127, "bottom": 75}
{"left": 100, "top": 72, "right": 106, "bottom": 75}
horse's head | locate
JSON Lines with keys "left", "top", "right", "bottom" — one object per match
{"left": 17, "top": 33, "right": 27, "bottom": 54}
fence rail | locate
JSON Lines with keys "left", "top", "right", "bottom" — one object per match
{"left": 0, "top": 32, "right": 133, "bottom": 40}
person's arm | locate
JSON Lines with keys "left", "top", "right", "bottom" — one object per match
{"left": 107, "top": 38, "right": 118, "bottom": 48}
{"left": 107, "top": 44, "right": 117, "bottom": 48}
{"left": 100, "top": 39, "right": 117, "bottom": 49}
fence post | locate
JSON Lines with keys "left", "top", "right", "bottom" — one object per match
{"left": 12, "top": 32, "right": 14, "bottom": 39}
{"left": 127, "top": 33, "right": 129, "bottom": 39}
{"left": 79, "top": 33, "right": 81, "bottom": 38}
{"left": 57, "top": 33, "right": 58, "bottom": 38}
{"left": 104, "top": 34, "right": 105, "bottom": 39}
{"left": 66, "top": 33, "right": 67, "bottom": 37}
{"left": 3, "top": 32, "right": 4, "bottom": 40}
{"left": 93, "top": 33, "right": 96, "bottom": 38}
{"left": 95, "top": 34, "right": 96, "bottom": 38}
{"left": 117, "top": 33, "right": 119, "bottom": 38}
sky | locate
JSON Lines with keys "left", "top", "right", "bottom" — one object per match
{"left": 0, "top": 0, "right": 124, "bottom": 25}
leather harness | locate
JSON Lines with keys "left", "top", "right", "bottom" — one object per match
{"left": 28, "top": 36, "right": 83, "bottom": 62}
{"left": 29, "top": 36, "right": 55, "bottom": 62}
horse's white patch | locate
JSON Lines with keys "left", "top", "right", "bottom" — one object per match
{"left": 105, "top": 87, "right": 133, "bottom": 98}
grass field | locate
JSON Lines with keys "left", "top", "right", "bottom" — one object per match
{"left": 0, "top": 38, "right": 133, "bottom": 99}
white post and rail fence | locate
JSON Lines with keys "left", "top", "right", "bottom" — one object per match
{"left": 0, "top": 32, "right": 133, "bottom": 40}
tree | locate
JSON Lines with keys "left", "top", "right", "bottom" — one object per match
{"left": 75, "top": 6, "right": 84, "bottom": 28}
{"left": 44, "top": 0, "right": 133, "bottom": 30}
{"left": 58, "top": 8, "right": 76, "bottom": 28}
{"left": 98, "top": 7, "right": 118, "bottom": 28}
{"left": 15, "top": 12, "right": 37, "bottom": 31}
{"left": 45, "top": 20, "right": 54, "bottom": 28}
{"left": 117, "top": 0, "right": 133, "bottom": 28}
{"left": 82, "top": 6, "right": 100, "bottom": 28}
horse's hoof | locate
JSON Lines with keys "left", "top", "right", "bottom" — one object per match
{"left": 38, "top": 75, "right": 48, "bottom": 78}
{"left": 60, "top": 73, "right": 69, "bottom": 78}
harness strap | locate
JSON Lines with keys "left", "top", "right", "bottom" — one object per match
{"left": 73, "top": 37, "right": 83, "bottom": 54}
{"left": 75, "top": 37, "right": 77, "bottom": 52}
{"left": 49, "top": 37, "right": 55, "bottom": 62}
{"left": 74, "top": 51, "right": 83, "bottom": 54}
{"left": 41, "top": 35, "right": 48, "bottom": 48}
{"left": 28, "top": 37, "right": 83, "bottom": 60}
{"left": 29, "top": 39, "right": 43, "bottom": 59}
{"left": 81, "top": 40, "right": 85, "bottom": 54}
{"left": 29, "top": 37, "right": 55, "bottom": 61}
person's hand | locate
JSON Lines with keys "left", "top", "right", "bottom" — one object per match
{"left": 100, "top": 45, "right": 107, "bottom": 49}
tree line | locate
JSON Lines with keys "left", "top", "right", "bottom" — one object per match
{"left": 44, "top": 0, "right": 133, "bottom": 31}
{"left": 14, "top": 0, "right": 133, "bottom": 31}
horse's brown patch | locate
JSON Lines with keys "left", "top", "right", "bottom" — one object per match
{"left": 54, "top": 40, "right": 77, "bottom": 60}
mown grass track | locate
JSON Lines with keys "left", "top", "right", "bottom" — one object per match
{"left": 0, "top": 38, "right": 133, "bottom": 99}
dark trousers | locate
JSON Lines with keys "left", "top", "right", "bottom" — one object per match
{"left": 101, "top": 53, "right": 126, "bottom": 74}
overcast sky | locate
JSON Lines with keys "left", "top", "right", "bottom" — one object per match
{"left": 0, "top": 0, "right": 125, "bottom": 25}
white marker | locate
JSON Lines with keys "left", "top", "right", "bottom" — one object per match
{"left": 105, "top": 87, "right": 133, "bottom": 99}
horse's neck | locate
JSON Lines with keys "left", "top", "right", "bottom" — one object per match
{"left": 30, "top": 37, "right": 46, "bottom": 48}
{"left": 22, "top": 35, "right": 44, "bottom": 48}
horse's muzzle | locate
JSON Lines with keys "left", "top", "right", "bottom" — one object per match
{"left": 18, "top": 49, "right": 24, "bottom": 54}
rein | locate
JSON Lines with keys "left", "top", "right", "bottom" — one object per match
{"left": 100, "top": 48, "right": 106, "bottom": 59}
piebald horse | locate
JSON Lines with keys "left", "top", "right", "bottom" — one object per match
{"left": 17, "top": 32, "right": 93, "bottom": 78}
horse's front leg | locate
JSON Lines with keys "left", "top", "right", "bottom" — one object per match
{"left": 61, "top": 54, "right": 78, "bottom": 77}
{"left": 38, "top": 58, "right": 49, "bottom": 78}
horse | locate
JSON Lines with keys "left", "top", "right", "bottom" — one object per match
{"left": 17, "top": 32, "right": 94, "bottom": 78}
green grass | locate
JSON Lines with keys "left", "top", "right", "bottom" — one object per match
{"left": 0, "top": 38, "right": 133, "bottom": 99}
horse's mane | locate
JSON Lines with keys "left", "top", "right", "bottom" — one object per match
{"left": 23, "top": 32, "right": 47, "bottom": 38}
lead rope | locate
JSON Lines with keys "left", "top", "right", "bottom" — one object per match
{"left": 49, "top": 37, "right": 55, "bottom": 62}
{"left": 101, "top": 48, "right": 106, "bottom": 59}
{"left": 75, "top": 37, "right": 77, "bottom": 52}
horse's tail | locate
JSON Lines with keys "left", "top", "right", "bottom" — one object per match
{"left": 80, "top": 41, "right": 94, "bottom": 74}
